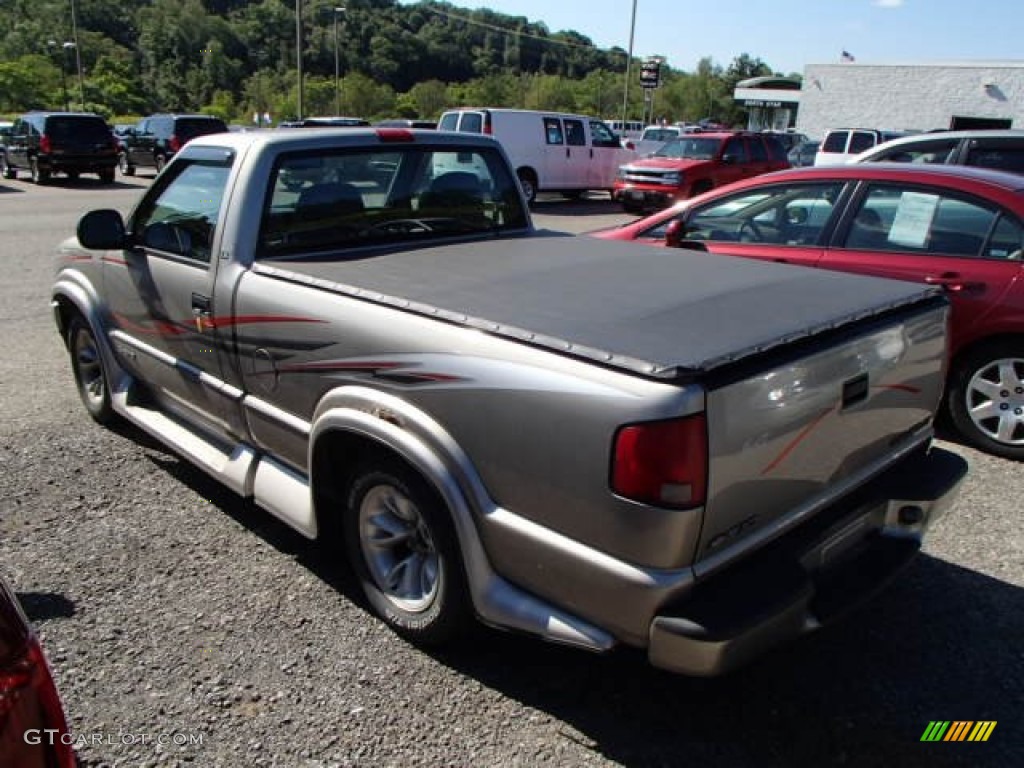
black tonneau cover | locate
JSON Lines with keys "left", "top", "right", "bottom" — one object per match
{"left": 258, "top": 235, "right": 942, "bottom": 379}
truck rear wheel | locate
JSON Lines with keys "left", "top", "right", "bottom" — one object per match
{"left": 67, "top": 315, "right": 116, "bottom": 425}
{"left": 30, "top": 158, "right": 50, "bottom": 185}
{"left": 948, "top": 341, "right": 1024, "bottom": 460}
{"left": 344, "top": 460, "right": 472, "bottom": 645}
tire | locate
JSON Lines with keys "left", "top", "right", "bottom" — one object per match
{"left": 344, "top": 460, "right": 472, "bottom": 645}
{"left": 98, "top": 169, "right": 115, "bottom": 184}
{"left": 516, "top": 169, "right": 537, "bottom": 205}
{"left": 119, "top": 153, "right": 135, "bottom": 176}
{"left": 30, "top": 157, "right": 50, "bottom": 185}
{"left": 67, "top": 315, "right": 116, "bottom": 425}
{"left": 154, "top": 154, "right": 166, "bottom": 174}
{"left": 947, "top": 341, "right": 1024, "bottom": 460}
{"left": 1, "top": 154, "right": 13, "bottom": 179}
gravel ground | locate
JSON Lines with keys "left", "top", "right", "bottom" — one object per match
{"left": 0, "top": 179, "right": 1019, "bottom": 767}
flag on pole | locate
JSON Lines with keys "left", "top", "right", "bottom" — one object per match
{"left": 841, "top": 50, "right": 856, "bottom": 62}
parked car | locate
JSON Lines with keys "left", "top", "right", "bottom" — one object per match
{"left": 605, "top": 119, "right": 645, "bottom": 140}
{"left": 595, "top": 162, "right": 1024, "bottom": 459}
{"left": 119, "top": 113, "right": 228, "bottom": 176}
{"left": 0, "top": 120, "right": 12, "bottom": 173}
{"left": 788, "top": 139, "right": 821, "bottom": 167}
{"left": 0, "top": 572, "right": 76, "bottom": 768}
{"left": 853, "top": 129, "right": 1024, "bottom": 174}
{"left": 613, "top": 131, "right": 790, "bottom": 212}
{"left": 437, "top": 108, "right": 635, "bottom": 202}
{"left": 3, "top": 111, "right": 118, "bottom": 184}
{"left": 814, "top": 128, "right": 914, "bottom": 165}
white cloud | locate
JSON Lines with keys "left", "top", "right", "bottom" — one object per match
{"left": 872, "top": 0, "right": 905, "bottom": 7}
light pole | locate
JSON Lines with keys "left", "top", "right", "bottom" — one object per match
{"left": 47, "top": 40, "right": 73, "bottom": 111}
{"left": 333, "top": 7, "right": 346, "bottom": 116}
{"left": 69, "top": 0, "right": 85, "bottom": 110}
{"left": 296, "top": 0, "right": 304, "bottom": 120}
{"left": 620, "top": 0, "right": 637, "bottom": 130}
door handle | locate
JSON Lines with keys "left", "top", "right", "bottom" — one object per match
{"left": 924, "top": 274, "right": 983, "bottom": 292}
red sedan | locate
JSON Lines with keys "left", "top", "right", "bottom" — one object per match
{"left": 595, "top": 164, "right": 1024, "bottom": 460}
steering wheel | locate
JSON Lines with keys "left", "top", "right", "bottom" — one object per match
{"left": 738, "top": 221, "right": 765, "bottom": 242}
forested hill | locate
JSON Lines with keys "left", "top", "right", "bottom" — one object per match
{"left": 0, "top": 0, "right": 779, "bottom": 124}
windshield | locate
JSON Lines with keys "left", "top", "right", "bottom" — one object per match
{"left": 176, "top": 118, "right": 228, "bottom": 140}
{"left": 259, "top": 145, "right": 529, "bottom": 258}
{"left": 653, "top": 137, "right": 723, "bottom": 160}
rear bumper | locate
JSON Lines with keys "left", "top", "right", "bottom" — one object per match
{"left": 647, "top": 445, "right": 967, "bottom": 676}
{"left": 37, "top": 154, "right": 117, "bottom": 172}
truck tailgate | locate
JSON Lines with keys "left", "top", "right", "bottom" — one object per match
{"left": 696, "top": 300, "right": 949, "bottom": 570}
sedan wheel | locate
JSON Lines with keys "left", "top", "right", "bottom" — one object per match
{"left": 949, "top": 343, "right": 1024, "bottom": 460}
{"left": 345, "top": 461, "right": 471, "bottom": 645}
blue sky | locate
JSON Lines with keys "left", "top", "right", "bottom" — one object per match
{"left": 399, "top": 0, "right": 1023, "bottom": 76}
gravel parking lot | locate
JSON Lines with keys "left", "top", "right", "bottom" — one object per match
{"left": 0, "top": 176, "right": 1020, "bottom": 767}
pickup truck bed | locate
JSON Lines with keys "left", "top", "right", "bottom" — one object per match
{"left": 266, "top": 236, "right": 940, "bottom": 377}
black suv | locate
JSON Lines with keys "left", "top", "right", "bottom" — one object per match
{"left": 2, "top": 112, "right": 118, "bottom": 184}
{"left": 119, "top": 114, "right": 228, "bottom": 176}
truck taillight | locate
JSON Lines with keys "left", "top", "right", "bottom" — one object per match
{"left": 169, "top": 134, "right": 182, "bottom": 152}
{"left": 611, "top": 414, "right": 707, "bottom": 508}
{"left": 39, "top": 134, "right": 52, "bottom": 153}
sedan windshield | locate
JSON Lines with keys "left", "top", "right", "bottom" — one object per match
{"left": 654, "top": 138, "right": 722, "bottom": 160}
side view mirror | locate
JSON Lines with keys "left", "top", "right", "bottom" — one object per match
{"left": 665, "top": 219, "right": 709, "bottom": 251}
{"left": 77, "top": 209, "right": 127, "bottom": 250}
{"left": 623, "top": 140, "right": 635, "bottom": 151}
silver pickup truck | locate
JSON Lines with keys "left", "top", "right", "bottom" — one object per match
{"left": 53, "top": 128, "right": 966, "bottom": 676}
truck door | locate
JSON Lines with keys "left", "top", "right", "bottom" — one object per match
{"left": 102, "top": 148, "right": 238, "bottom": 434}
{"left": 562, "top": 118, "right": 588, "bottom": 191}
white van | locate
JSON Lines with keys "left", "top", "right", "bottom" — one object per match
{"left": 606, "top": 119, "right": 645, "bottom": 140}
{"left": 437, "top": 108, "right": 637, "bottom": 202}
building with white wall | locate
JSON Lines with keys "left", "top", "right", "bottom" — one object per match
{"left": 795, "top": 61, "right": 1024, "bottom": 141}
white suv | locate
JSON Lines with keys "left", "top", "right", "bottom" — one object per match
{"left": 814, "top": 128, "right": 913, "bottom": 166}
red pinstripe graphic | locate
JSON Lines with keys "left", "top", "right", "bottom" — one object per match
{"left": 100, "top": 256, "right": 129, "bottom": 266}
{"left": 760, "top": 407, "right": 835, "bottom": 476}
{"left": 874, "top": 383, "right": 921, "bottom": 394}
{"left": 112, "top": 312, "right": 188, "bottom": 337}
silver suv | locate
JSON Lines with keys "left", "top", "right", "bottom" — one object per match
{"left": 853, "top": 129, "right": 1024, "bottom": 174}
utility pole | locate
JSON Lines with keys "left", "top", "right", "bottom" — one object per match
{"left": 620, "top": 0, "right": 637, "bottom": 130}
{"left": 296, "top": 0, "right": 303, "bottom": 120}
{"left": 69, "top": 0, "right": 85, "bottom": 110}
{"left": 333, "top": 7, "right": 346, "bottom": 116}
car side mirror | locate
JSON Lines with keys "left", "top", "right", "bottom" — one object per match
{"left": 665, "top": 219, "right": 709, "bottom": 251}
{"left": 623, "top": 140, "right": 635, "bottom": 151}
{"left": 77, "top": 209, "right": 127, "bottom": 250}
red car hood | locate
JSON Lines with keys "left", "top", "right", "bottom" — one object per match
{"left": 624, "top": 156, "right": 712, "bottom": 171}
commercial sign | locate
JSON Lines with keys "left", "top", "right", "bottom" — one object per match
{"left": 640, "top": 59, "right": 662, "bottom": 89}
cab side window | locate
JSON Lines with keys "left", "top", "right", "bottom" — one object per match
{"left": 132, "top": 161, "right": 232, "bottom": 264}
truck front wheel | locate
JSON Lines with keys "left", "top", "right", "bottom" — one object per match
{"left": 345, "top": 460, "right": 472, "bottom": 645}
{"left": 67, "top": 314, "right": 116, "bottom": 424}
{"left": 948, "top": 341, "right": 1024, "bottom": 460}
